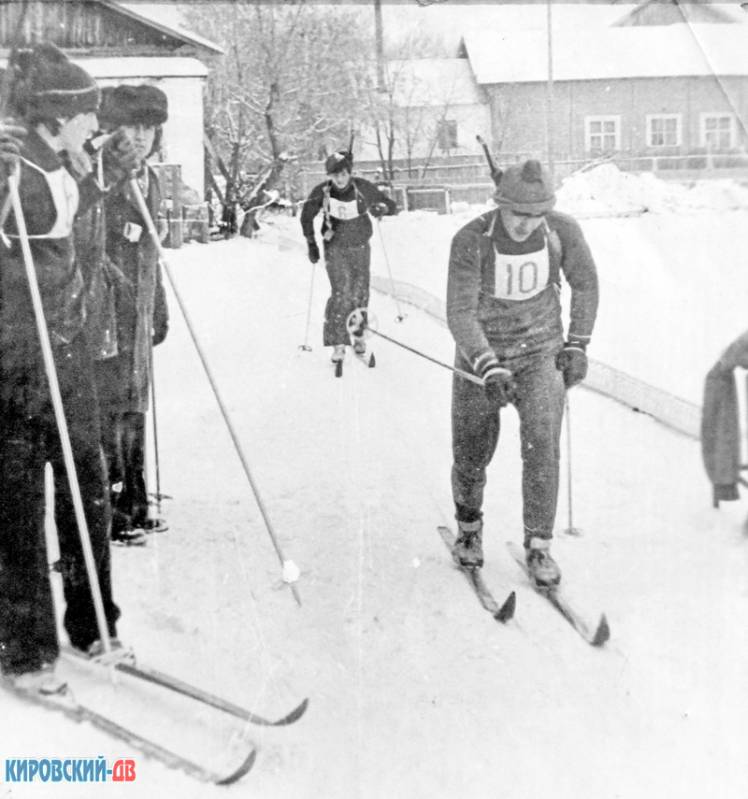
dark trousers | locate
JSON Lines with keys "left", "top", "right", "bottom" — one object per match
{"left": 0, "top": 334, "right": 120, "bottom": 674}
{"left": 100, "top": 409, "right": 148, "bottom": 531}
{"left": 451, "top": 348, "right": 566, "bottom": 541}
{"left": 323, "top": 242, "right": 370, "bottom": 347}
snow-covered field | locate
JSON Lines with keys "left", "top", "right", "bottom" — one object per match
{"left": 3, "top": 166, "right": 748, "bottom": 798}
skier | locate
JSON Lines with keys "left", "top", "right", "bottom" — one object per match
{"left": 94, "top": 84, "right": 170, "bottom": 543}
{"left": 300, "top": 150, "right": 397, "bottom": 364}
{"left": 447, "top": 159, "right": 599, "bottom": 587}
{"left": 0, "top": 44, "right": 139, "bottom": 692}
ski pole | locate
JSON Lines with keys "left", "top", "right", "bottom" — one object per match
{"left": 375, "top": 218, "right": 406, "bottom": 323}
{"left": 367, "top": 326, "right": 484, "bottom": 386}
{"left": 563, "top": 393, "right": 582, "bottom": 536}
{"left": 149, "top": 349, "right": 163, "bottom": 516}
{"left": 128, "top": 178, "right": 302, "bottom": 606}
{"left": 298, "top": 260, "right": 316, "bottom": 352}
{"left": 8, "top": 168, "right": 113, "bottom": 654}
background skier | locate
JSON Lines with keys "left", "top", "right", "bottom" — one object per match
{"left": 300, "top": 149, "right": 397, "bottom": 364}
{"left": 447, "top": 159, "right": 599, "bottom": 587}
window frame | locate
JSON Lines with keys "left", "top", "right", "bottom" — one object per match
{"left": 646, "top": 113, "right": 682, "bottom": 148}
{"left": 584, "top": 115, "right": 621, "bottom": 154}
{"left": 699, "top": 112, "right": 736, "bottom": 150}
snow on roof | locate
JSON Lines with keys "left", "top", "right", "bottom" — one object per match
{"left": 463, "top": 23, "right": 748, "bottom": 84}
{"left": 386, "top": 58, "right": 484, "bottom": 106}
{"left": 112, "top": 1, "right": 224, "bottom": 55}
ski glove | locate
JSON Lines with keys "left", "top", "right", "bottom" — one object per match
{"left": 474, "top": 351, "right": 517, "bottom": 409}
{"left": 101, "top": 129, "right": 141, "bottom": 188}
{"left": 369, "top": 202, "right": 389, "bottom": 219}
{"left": 307, "top": 238, "right": 320, "bottom": 264}
{"left": 556, "top": 341, "right": 588, "bottom": 388}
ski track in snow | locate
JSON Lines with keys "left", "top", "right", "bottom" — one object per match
{"left": 3, "top": 195, "right": 748, "bottom": 798}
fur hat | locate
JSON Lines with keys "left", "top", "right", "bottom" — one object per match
{"left": 99, "top": 84, "right": 168, "bottom": 129}
{"left": 325, "top": 150, "right": 352, "bottom": 175}
{"left": 11, "top": 43, "right": 99, "bottom": 120}
{"left": 494, "top": 159, "right": 556, "bottom": 214}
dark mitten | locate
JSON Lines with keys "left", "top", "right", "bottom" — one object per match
{"left": 307, "top": 238, "right": 320, "bottom": 264}
{"left": 474, "top": 351, "right": 517, "bottom": 410}
{"left": 369, "top": 202, "right": 388, "bottom": 219}
{"left": 556, "top": 341, "right": 588, "bottom": 388}
{"left": 101, "top": 129, "right": 140, "bottom": 187}
{"left": 152, "top": 319, "right": 168, "bottom": 347}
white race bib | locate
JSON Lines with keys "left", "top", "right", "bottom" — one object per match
{"left": 493, "top": 241, "right": 549, "bottom": 301}
{"left": 328, "top": 196, "right": 360, "bottom": 221}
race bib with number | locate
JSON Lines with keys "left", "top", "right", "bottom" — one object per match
{"left": 493, "top": 242, "right": 549, "bottom": 301}
{"left": 328, "top": 196, "right": 361, "bottom": 221}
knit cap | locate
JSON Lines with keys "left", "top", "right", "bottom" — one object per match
{"left": 325, "top": 150, "right": 352, "bottom": 175}
{"left": 494, "top": 159, "right": 556, "bottom": 214}
{"left": 11, "top": 43, "right": 99, "bottom": 119}
{"left": 99, "top": 84, "right": 168, "bottom": 129}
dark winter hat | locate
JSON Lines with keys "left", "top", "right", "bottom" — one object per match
{"left": 494, "top": 159, "right": 556, "bottom": 214}
{"left": 11, "top": 43, "right": 99, "bottom": 119}
{"left": 325, "top": 150, "right": 352, "bottom": 175}
{"left": 99, "top": 84, "right": 168, "bottom": 129}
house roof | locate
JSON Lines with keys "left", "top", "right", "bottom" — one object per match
{"left": 613, "top": 1, "right": 746, "bottom": 26}
{"left": 72, "top": 56, "right": 210, "bottom": 80}
{"left": 386, "top": 58, "right": 484, "bottom": 106}
{"left": 463, "top": 23, "right": 748, "bottom": 84}
{"left": 105, "top": 1, "right": 224, "bottom": 55}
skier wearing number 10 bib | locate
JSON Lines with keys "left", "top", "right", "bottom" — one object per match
{"left": 446, "top": 159, "right": 599, "bottom": 587}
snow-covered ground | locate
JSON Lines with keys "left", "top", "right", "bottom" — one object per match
{"left": 3, "top": 166, "right": 748, "bottom": 798}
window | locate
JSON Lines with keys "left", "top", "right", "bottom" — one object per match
{"left": 647, "top": 114, "right": 681, "bottom": 147}
{"left": 700, "top": 113, "right": 736, "bottom": 150}
{"left": 585, "top": 116, "right": 620, "bottom": 154}
{"left": 437, "top": 119, "right": 458, "bottom": 152}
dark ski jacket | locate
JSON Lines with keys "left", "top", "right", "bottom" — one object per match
{"left": 0, "top": 129, "right": 104, "bottom": 354}
{"left": 300, "top": 176, "right": 397, "bottom": 249}
{"left": 701, "top": 330, "right": 748, "bottom": 505}
{"left": 447, "top": 208, "right": 599, "bottom": 364}
{"left": 100, "top": 165, "right": 168, "bottom": 413}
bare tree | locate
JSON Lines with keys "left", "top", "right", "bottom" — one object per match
{"left": 184, "top": 0, "right": 370, "bottom": 217}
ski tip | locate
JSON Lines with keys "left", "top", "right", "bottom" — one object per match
{"left": 495, "top": 590, "right": 516, "bottom": 623}
{"left": 271, "top": 696, "right": 309, "bottom": 726}
{"left": 334, "top": 361, "right": 343, "bottom": 378}
{"left": 368, "top": 353, "right": 376, "bottom": 368}
{"left": 215, "top": 747, "right": 257, "bottom": 786}
{"left": 591, "top": 614, "right": 610, "bottom": 647}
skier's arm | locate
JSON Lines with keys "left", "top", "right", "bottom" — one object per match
{"left": 557, "top": 216, "right": 599, "bottom": 346}
{"left": 300, "top": 185, "right": 324, "bottom": 242}
{"left": 446, "top": 226, "right": 493, "bottom": 365}
{"left": 356, "top": 179, "right": 397, "bottom": 217}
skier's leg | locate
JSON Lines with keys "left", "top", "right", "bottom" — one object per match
{"left": 51, "top": 337, "right": 120, "bottom": 652}
{"left": 122, "top": 411, "right": 148, "bottom": 529}
{"left": 323, "top": 245, "right": 353, "bottom": 347}
{"left": 0, "top": 410, "right": 55, "bottom": 675}
{"left": 514, "top": 352, "right": 565, "bottom": 585}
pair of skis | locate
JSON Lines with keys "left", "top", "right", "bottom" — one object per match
{"left": 438, "top": 526, "right": 610, "bottom": 647}
{"left": 333, "top": 347, "right": 375, "bottom": 378}
{"left": 5, "top": 649, "right": 308, "bottom": 785}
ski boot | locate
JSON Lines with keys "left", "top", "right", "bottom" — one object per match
{"left": 5, "top": 663, "right": 67, "bottom": 696}
{"left": 352, "top": 336, "right": 366, "bottom": 356}
{"left": 451, "top": 519, "right": 484, "bottom": 569}
{"left": 525, "top": 537, "right": 561, "bottom": 587}
{"left": 330, "top": 345, "right": 346, "bottom": 363}
{"left": 111, "top": 526, "right": 147, "bottom": 546}
{"left": 84, "top": 637, "right": 136, "bottom": 666}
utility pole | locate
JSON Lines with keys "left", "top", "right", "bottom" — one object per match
{"left": 374, "top": 0, "right": 385, "bottom": 92}
{"left": 546, "top": 0, "right": 555, "bottom": 181}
